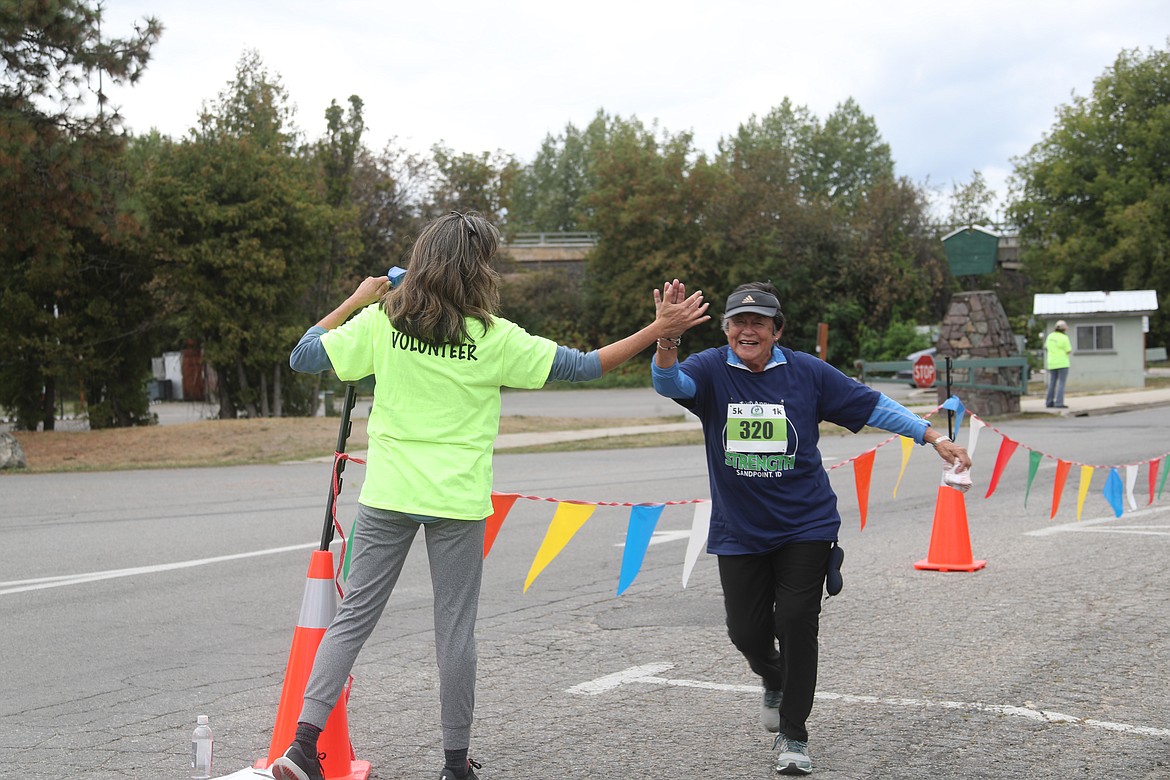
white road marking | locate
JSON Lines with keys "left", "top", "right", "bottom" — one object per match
{"left": 1073, "top": 526, "right": 1170, "bottom": 536}
{"left": 1025, "top": 504, "right": 1170, "bottom": 537}
{"left": 0, "top": 541, "right": 323, "bottom": 596}
{"left": 568, "top": 663, "right": 1170, "bottom": 739}
{"left": 567, "top": 662, "right": 675, "bottom": 695}
{"left": 207, "top": 767, "right": 275, "bottom": 779}
{"left": 614, "top": 530, "right": 692, "bottom": 548}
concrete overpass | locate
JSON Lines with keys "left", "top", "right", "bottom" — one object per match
{"left": 502, "top": 232, "right": 597, "bottom": 271}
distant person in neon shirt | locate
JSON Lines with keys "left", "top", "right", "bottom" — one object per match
{"left": 1045, "top": 320, "right": 1073, "bottom": 408}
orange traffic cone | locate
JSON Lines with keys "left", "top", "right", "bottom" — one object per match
{"left": 257, "top": 550, "right": 371, "bottom": 779}
{"left": 914, "top": 484, "right": 987, "bottom": 572}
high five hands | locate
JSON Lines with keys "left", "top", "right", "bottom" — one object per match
{"left": 654, "top": 278, "right": 710, "bottom": 335}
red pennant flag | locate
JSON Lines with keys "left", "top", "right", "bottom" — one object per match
{"left": 483, "top": 492, "right": 519, "bottom": 558}
{"left": 1049, "top": 459, "right": 1071, "bottom": 519}
{"left": 853, "top": 449, "right": 876, "bottom": 531}
{"left": 1149, "top": 458, "right": 1162, "bottom": 506}
{"left": 984, "top": 436, "right": 1019, "bottom": 499}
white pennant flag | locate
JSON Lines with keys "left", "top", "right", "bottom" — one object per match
{"left": 682, "top": 502, "right": 712, "bottom": 588}
{"left": 1126, "top": 464, "right": 1139, "bottom": 510}
{"left": 967, "top": 416, "right": 987, "bottom": 460}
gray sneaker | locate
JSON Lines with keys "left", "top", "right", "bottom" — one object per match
{"left": 438, "top": 759, "right": 481, "bottom": 780}
{"left": 773, "top": 734, "right": 812, "bottom": 775}
{"left": 270, "top": 743, "right": 325, "bottom": 780}
{"left": 761, "top": 689, "right": 783, "bottom": 732}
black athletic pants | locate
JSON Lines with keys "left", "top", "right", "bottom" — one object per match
{"left": 718, "top": 541, "right": 831, "bottom": 743}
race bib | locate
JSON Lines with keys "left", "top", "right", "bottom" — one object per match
{"left": 726, "top": 403, "right": 787, "bottom": 453}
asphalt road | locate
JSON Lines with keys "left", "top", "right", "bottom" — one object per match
{"left": 1, "top": 404, "right": 1168, "bottom": 779}
{"left": 147, "top": 384, "right": 929, "bottom": 425}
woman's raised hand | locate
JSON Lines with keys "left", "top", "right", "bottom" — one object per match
{"left": 350, "top": 275, "right": 390, "bottom": 308}
{"left": 654, "top": 278, "right": 710, "bottom": 337}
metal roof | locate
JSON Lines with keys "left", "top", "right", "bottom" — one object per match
{"left": 1032, "top": 290, "right": 1159, "bottom": 316}
{"left": 940, "top": 224, "right": 1000, "bottom": 242}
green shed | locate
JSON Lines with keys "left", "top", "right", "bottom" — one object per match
{"left": 941, "top": 225, "right": 999, "bottom": 276}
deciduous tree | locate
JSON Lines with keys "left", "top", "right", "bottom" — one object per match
{"left": 946, "top": 170, "right": 997, "bottom": 228}
{"left": 0, "top": 1, "right": 160, "bottom": 429}
{"left": 1010, "top": 41, "right": 1170, "bottom": 349}
{"left": 507, "top": 115, "right": 609, "bottom": 233}
{"left": 144, "top": 52, "right": 334, "bottom": 419}
{"left": 708, "top": 100, "right": 941, "bottom": 363}
{"left": 349, "top": 141, "right": 430, "bottom": 269}
{"left": 581, "top": 114, "right": 719, "bottom": 344}
{"left": 429, "top": 143, "right": 519, "bottom": 224}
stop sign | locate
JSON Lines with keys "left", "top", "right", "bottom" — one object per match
{"left": 912, "top": 354, "right": 936, "bottom": 388}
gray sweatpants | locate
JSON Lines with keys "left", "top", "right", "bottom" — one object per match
{"left": 299, "top": 503, "right": 485, "bottom": 750}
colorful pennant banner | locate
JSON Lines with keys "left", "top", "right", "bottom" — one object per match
{"left": 385, "top": 395, "right": 1170, "bottom": 596}
{"left": 481, "top": 491, "right": 714, "bottom": 595}
{"left": 819, "top": 398, "right": 1169, "bottom": 527}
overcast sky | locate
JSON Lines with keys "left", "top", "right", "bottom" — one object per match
{"left": 98, "top": 1, "right": 1169, "bottom": 218}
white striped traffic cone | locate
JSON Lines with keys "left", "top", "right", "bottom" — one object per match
{"left": 257, "top": 550, "right": 370, "bottom": 779}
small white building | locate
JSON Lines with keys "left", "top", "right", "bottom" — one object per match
{"left": 1033, "top": 290, "right": 1159, "bottom": 390}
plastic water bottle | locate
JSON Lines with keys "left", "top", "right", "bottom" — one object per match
{"left": 190, "top": 714, "right": 213, "bottom": 779}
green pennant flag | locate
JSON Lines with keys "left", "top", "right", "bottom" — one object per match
{"left": 343, "top": 517, "right": 357, "bottom": 582}
{"left": 1024, "top": 450, "right": 1043, "bottom": 507}
{"left": 1159, "top": 458, "right": 1169, "bottom": 500}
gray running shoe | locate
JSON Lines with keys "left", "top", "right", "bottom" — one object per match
{"left": 438, "top": 758, "right": 482, "bottom": 780}
{"left": 270, "top": 743, "right": 325, "bottom": 780}
{"left": 761, "top": 688, "right": 783, "bottom": 732}
{"left": 773, "top": 734, "right": 812, "bottom": 775}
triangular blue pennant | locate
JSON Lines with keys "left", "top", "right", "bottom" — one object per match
{"left": 617, "top": 504, "right": 665, "bottom": 595}
{"left": 941, "top": 395, "right": 966, "bottom": 435}
{"left": 1103, "top": 468, "right": 1124, "bottom": 518}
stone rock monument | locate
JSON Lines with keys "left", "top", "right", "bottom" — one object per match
{"left": 0, "top": 432, "right": 27, "bottom": 470}
{"left": 936, "top": 290, "right": 1020, "bottom": 417}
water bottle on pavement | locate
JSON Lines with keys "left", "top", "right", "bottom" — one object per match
{"left": 190, "top": 714, "right": 213, "bottom": 779}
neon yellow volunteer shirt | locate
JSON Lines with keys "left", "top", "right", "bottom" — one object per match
{"left": 321, "top": 304, "right": 557, "bottom": 520}
{"left": 1045, "top": 330, "right": 1072, "bottom": 370}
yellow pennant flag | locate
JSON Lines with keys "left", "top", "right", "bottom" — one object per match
{"left": 523, "top": 502, "right": 596, "bottom": 592}
{"left": 1076, "top": 465, "right": 1094, "bottom": 521}
{"left": 893, "top": 436, "right": 915, "bottom": 497}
